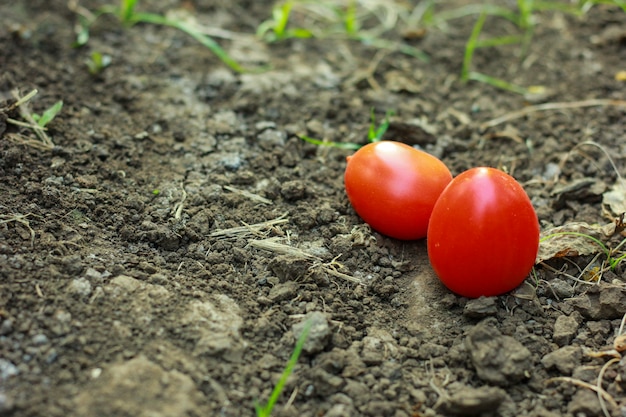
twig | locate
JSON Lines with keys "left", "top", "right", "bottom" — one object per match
{"left": 173, "top": 182, "right": 187, "bottom": 220}
{"left": 481, "top": 99, "right": 626, "bottom": 130}
{"left": 0, "top": 213, "right": 36, "bottom": 248}
{"left": 597, "top": 358, "right": 620, "bottom": 417}
{"left": 546, "top": 377, "right": 618, "bottom": 409}
{"left": 223, "top": 185, "right": 272, "bottom": 205}
{"left": 210, "top": 214, "right": 288, "bottom": 239}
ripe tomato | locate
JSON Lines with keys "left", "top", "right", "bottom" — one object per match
{"left": 427, "top": 167, "right": 539, "bottom": 298}
{"left": 344, "top": 141, "right": 452, "bottom": 240}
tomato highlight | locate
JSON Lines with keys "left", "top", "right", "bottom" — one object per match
{"left": 427, "top": 167, "right": 540, "bottom": 298}
{"left": 344, "top": 141, "right": 452, "bottom": 240}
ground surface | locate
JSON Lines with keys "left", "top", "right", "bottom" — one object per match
{"left": 1, "top": 1, "right": 626, "bottom": 416}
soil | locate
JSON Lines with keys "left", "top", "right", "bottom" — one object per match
{"left": 1, "top": 1, "right": 626, "bottom": 416}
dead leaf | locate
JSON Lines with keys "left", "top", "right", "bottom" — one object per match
{"left": 602, "top": 182, "right": 626, "bottom": 217}
{"left": 537, "top": 221, "right": 617, "bottom": 264}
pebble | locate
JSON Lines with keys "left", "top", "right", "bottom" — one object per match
{"left": 268, "top": 281, "right": 298, "bottom": 303}
{"left": 438, "top": 385, "right": 507, "bottom": 415}
{"left": 541, "top": 345, "right": 582, "bottom": 375}
{"left": 552, "top": 314, "right": 579, "bottom": 346}
{"left": 31, "top": 333, "right": 49, "bottom": 346}
{"left": 569, "top": 282, "right": 626, "bottom": 319}
{"left": 466, "top": 318, "right": 532, "bottom": 386}
{"left": 463, "top": 296, "right": 498, "bottom": 318}
{"left": 67, "top": 277, "right": 92, "bottom": 299}
{"left": 0, "top": 392, "right": 15, "bottom": 413}
{"left": 548, "top": 278, "right": 575, "bottom": 299}
{"left": 293, "top": 311, "right": 330, "bottom": 355}
{"left": 0, "top": 319, "right": 13, "bottom": 335}
{"left": 0, "top": 359, "right": 19, "bottom": 380}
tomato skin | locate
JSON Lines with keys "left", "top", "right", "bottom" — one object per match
{"left": 427, "top": 167, "right": 539, "bottom": 298}
{"left": 344, "top": 141, "right": 452, "bottom": 240}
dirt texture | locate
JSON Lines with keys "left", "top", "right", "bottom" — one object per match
{"left": 1, "top": 1, "right": 626, "bottom": 417}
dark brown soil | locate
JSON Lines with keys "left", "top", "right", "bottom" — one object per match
{"left": 1, "top": 1, "right": 626, "bottom": 417}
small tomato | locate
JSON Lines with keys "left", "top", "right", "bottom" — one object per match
{"left": 344, "top": 141, "right": 452, "bottom": 240}
{"left": 427, "top": 167, "right": 540, "bottom": 298}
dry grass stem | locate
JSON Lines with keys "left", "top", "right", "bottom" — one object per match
{"left": 0, "top": 213, "right": 36, "bottom": 248}
{"left": 248, "top": 237, "right": 362, "bottom": 285}
{"left": 546, "top": 377, "right": 618, "bottom": 410}
{"left": 481, "top": 99, "right": 626, "bottom": 130}
{"left": 248, "top": 237, "right": 318, "bottom": 259}
{"left": 174, "top": 183, "right": 187, "bottom": 220}
{"left": 210, "top": 215, "right": 288, "bottom": 239}
{"left": 5, "top": 89, "right": 55, "bottom": 150}
{"left": 223, "top": 185, "right": 273, "bottom": 205}
{"left": 596, "top": 357, "right": 620, "bottom": 417}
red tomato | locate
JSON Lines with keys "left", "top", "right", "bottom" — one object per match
{"left": 427, "top": 167, "right": 539, "bottom": 298}
{"left": 344, "top": 141, "right": 452, "bottom": 240}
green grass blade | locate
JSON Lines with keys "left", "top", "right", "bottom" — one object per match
{"left": 130, "top": 12, "right": 258, "bottom": 73}
{"left": 462, "top": 12, "right": 487, "bottom": 82}
{"left": 344, "top": 0, "right": 358, "bottom": 35}
{"left": 298, "top": 135, "right": 361, "bottom": 150}
{"left": 119, "top": 0, "right": 139, "bottom": 24}
{"left": 255, "top": 320, "right": 312, "bottom": 417}
{"left": 368, "top": 109, "right": 393, "bottom": 142}
{"left": 34, "top": 101, "right": 63, "bottom": 127}
{"left": 275, "top": 2, "right": 293, "bottom": 38}
{"left": 467, "top": 71, "right": 528, "bottom": 95}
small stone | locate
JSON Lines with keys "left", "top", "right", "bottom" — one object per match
{"left": 0, "top": 392, "right": 15, "bottom": 413}
{"left": 541, "top": 345, "right": 582, "bottom": 375}
{"left": 466, "top": 318, "right": 532, "bottom": 386}
{"left": 0, "top": 319, "right": 13, "bottom": 335}
{"left": 463, "top": 297, "right": 498, "bottom": 318}
{"left": 438, "top": 385, "right": 507, "bottom": 415}
{"left": 0, "top": 359, "right": 19, "bottom": 380}
{"left": 73, "top": 356, "right": 201, "bottom": 417}
{"left": 68, "top": 277, "right": 92, "bottom": 299}
{"left": 569, "top": 283, "right": 626, "bottom": 319}
{"left": 268, "top": 281, "right": 298, "bottom": 303}
{"left": 552, "top": 314, "right": 579, "bottom": 346}
{"left": 548, "top": 279, "right": 574, "bottom": 299}
{"left": 280, "top": 180, "right": 307, "bottom": 201}
{"left": 31, "top": 333, "right": 49, "bottom": 346}
{"left": 293, "top": 311, "right": 330, "bottom": 355}
{"left": 257, "top": 129, "right": 286, "bottom": 149}
{"left": 361, "top": 328, "right": 399, "bottom": 366}
{"left": 83, "top": 267, "right": 104, "bottom": 282}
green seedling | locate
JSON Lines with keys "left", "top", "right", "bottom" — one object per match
{"left": 256, "top": 1, "right": 313, "bottom": 41}
{"left": 368, "top": 108, "right": 393, "bottom": 142}
{"left": 73, "top": 0, "right": 257, "bottom": 73}
{"left": 3, "top": 89, "right": 58, "bottom": 150}
{"left": 255, "top": 320, "right": 311, "bottom": 417}
{"left": 257, "top": 0, "right": 428, "bottom": 62}
{"left": 85, "top": 51, "right": 112, "bottom": 75}
{"left": 453, "top": 0, "right": 626, "bottom": 93}
{"left": 31, "top": 101, "right": 63, "bottom": 128}
{"left": 299, "top": 108, "right": 393, "bottom": 150}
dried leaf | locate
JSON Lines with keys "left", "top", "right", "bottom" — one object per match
{"left": 537, "top": 222, "right": 616, "bottom": 263}
{"left": 602, "top": 182, "right": 626, "bottom": 217}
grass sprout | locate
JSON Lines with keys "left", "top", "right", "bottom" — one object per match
{"left": 445, "top": 1, "right": 624, "bottom": 93}
{"left": 299, "top": 108, "right": 393, "bottom": 150}
{"left": 85, "top": 51, "right": 112, "bottom": 75}
{"left": 4, "top": 89, "right": 59, "bottom": 150}
{"left": 257, "top": 0, "right": 428, "bottom": 62}
{"left": 255, "top": 319, "right": 312, "bottom": 417}
{"left": 69, "top": 0, "right": 258, "bottom": 73}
